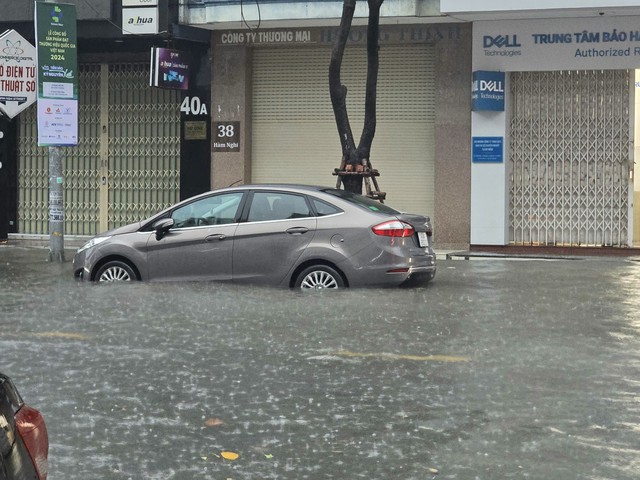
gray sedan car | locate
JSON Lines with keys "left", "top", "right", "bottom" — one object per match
{"left": 73, "top": 185, "right": 436, "bottom": 288}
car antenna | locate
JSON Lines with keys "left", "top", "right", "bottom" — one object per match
{"left": 228, "top": 179, "right": 242, "bottom": 187}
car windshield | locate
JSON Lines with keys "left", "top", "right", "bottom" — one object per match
{"left": 321, "top": 188, "right": 400, "bottom": 215}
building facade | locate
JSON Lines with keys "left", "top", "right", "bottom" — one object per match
{"left": 442, "top": 0, "right": 640, "bottom": 248}
{"left": 182, "top": 0, "right": 473, "bottom": 248}
{"left": 0, "top": 0, "right": 209, "bottom": 241}
{"left": 8, "top": 1, "right": 636, "bottom": 251}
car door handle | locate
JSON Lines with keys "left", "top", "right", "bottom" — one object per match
{"left": 205, "top": 234, "right": 227, "bottom": 242}
{"left": 286, "top": 227, "right": 309, "bottom": 235}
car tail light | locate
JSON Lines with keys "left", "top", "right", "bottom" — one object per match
{"left": 372, "top": 220, "right": 415, "bottom": 237}
{"left": 15, "top": 405, "right": 49, "bottom": 480}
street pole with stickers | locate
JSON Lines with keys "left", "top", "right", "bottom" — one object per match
{"left": 35, "top": 0, "right": 78, "bottom": 262}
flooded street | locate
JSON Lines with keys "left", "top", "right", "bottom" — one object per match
{"left": 1, "top": 246, "right": 640, "bottom": 479}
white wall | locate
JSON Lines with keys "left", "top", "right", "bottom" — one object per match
{"left": 183, "top": 0, "right": 442, "bottom": 27}
{"left": 470, "top": 110, "right": 509, "bottom": 245}
{"left": 442, "top": 0, "right": 640, "bottom": 14}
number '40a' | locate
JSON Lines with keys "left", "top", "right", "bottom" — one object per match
{"left": 180, "top": 96, "right": 208, "bottom": 116}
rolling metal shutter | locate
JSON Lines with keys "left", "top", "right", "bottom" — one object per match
{"left": 18, "top": 63, "right": 180, "bottom": 235}
{"left": 251, "top": 45, "right": 435, "bottom": 217}
{"left": 510, "top": 70, "right": 632, "bottom": 247}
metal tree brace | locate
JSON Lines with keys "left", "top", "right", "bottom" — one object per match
{"left": 333, "top": 157, "right": 386, "bottom": 202}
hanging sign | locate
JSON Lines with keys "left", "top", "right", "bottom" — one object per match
{"left": 472, "top": 71, "right": 505, "bottom": 111}
{"left": 122, "top": 7, "right": 158, "bottom": 35}
{"left": 150, "top": 48, "right": 189, "bottom": 90}
{"left": 123, "top": 0, "right": 158, "bottom": 6}
{"left": 35, "top": 1, "right": 78, "bottom": 146}
{"left": 0, "top": 29, "right": 37, "bottom": 119}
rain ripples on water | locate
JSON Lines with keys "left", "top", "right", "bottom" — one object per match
{"left": 1, "top": 246, "right": 639, "bottom": 479}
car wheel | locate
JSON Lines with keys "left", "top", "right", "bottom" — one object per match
{"left": 95, "top": 261, "right": 136, "bottom": 282}
{"left": 295, "top": 265, "right": 345, "bottom": 290}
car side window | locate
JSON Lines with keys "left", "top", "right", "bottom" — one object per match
{"left": 312, "top": 198, "right": 342, "bottom": 217}
{"left": 248, "top": 192, "right": 311, "bottom": 222}
{"left": 171, "top": 192, "right": 243, "bottom": 228}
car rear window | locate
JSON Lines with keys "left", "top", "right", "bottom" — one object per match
{"left": 321, "top": 188, "right": 400, "bottom": 215}
{"left": 311, "top": 198, "right": 342, "bottom": 217}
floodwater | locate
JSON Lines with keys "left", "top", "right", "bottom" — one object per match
{"left": 1, "top": 246, "right": 639, "bottom": 479}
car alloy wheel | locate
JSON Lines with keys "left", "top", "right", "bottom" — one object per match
{"left": 296, "top": 265, "right": 344, "bottom": 289}
{"left": 96, "top": 261, "right": 135, "bottom": 282}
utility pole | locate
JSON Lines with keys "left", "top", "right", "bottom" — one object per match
{"left": 47, "top": 0, "right": 64, "bottom": 262}
{"left": 48, "top": 144, "right": 64, "bottom": 262}
{"left": 36, "top": 0, "right": 78, "bottom": 261}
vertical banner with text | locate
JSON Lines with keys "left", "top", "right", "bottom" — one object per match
{"left": 35, "top": 1, "right": 78, "bottom": 146}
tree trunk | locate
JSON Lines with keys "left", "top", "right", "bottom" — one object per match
{"left": 357, "top": 0, "right": 382, "bottom": 162}
{"left": 330, "top": 0, "right": 384, "bottom": 195}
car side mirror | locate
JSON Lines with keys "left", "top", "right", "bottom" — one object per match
{"left": 153, "top": 218, "right": 174, "bottom": 240}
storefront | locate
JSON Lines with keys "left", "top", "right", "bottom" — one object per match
{"left": 471, "top": 15, "right": 640, "bottom": 248}
{"left": 1, "top": 0, "right": 210, "bottom": 240}
{"left": 209, "top": 23, "right": 473, "bottom": 247}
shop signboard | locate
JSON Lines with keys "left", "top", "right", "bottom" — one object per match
{"left": 472, "top": 70, "right": 505, "bottom": 111}
{"left": 122, "top": 6, "right": 158, "bottom": 35}
{"left": 0, "top": 29, "right": 37, "bottom": 119}
{"left": 474, "top": 16, "right": 640, "bottom": 71}
{"left": 123, "top": 0, "right": 158, "bottom": 6}
{"left": 34, "top": 1, "right": 78, "bottom": 146}
{"left": 150, "top": 48, "right": 189, "bottom": 90}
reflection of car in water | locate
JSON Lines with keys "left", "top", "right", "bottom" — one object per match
{"left": 0, "top": 373, "right": 49, "bottom": 480}
{"left": 73, "top": 184, "right": 436, "bottom": 289}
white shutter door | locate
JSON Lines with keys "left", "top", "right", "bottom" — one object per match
{"left": 252, "top": 45, "right": 435, "bottom": 216}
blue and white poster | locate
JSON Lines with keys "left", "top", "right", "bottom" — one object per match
{"left": 472, "top": 137, "right": 503, "bottom": 163}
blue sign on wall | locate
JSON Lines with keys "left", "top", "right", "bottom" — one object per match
{"left": 472, "top": 71, "right": 505, "bottom": 111}
{"left": 472, "top": 137, "right": 503, "bottom": 163}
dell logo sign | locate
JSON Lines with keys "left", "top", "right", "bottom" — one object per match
{"left": 479, "top": 80, "right": 504, "bottom": 93}
{"left": 472, "top": 71, "right": 505, "bottom": 112}
{"left": 483, "top": 35, "right": 522, "bottom": 48}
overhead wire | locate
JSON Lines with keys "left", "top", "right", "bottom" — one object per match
{"left": 241, "top": 0, "right": 261, "bottom": 32}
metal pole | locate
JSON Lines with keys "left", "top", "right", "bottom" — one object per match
{"left": 48, "top": 145, "right": 64, "bottom": 261}
{"left": 47, "top": 0, "right": 64, "bottom": 262}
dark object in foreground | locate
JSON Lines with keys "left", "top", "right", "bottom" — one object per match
{"left": 0, "top": 373, "right": 49, "bottom": 480}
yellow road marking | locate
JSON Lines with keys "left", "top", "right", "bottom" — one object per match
{"left": 0, "top": 331, "right": 91, "bottom": 341}
{"left": 332, "top": 350, "right": 469, "bottom": 363}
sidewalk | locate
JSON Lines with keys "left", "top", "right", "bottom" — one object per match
{"left": 6, "top": 232, "right": 640, "bottom": 261}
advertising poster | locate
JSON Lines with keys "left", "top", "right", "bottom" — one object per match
{"left": 35, "top": 1, "right": 78, "bottom": 146}
{"left": 150, "top": 48, "right": 189, "bottom": 90}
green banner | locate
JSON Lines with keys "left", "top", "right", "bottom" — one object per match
{"left": 35, "top": 1, "right": 78, "bottom": 146}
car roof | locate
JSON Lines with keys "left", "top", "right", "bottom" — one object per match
{"left": 223, "top": 184, "right": 329, "bottom": 192}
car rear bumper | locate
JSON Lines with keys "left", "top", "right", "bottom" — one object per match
{"left": 398, "top": 264, "right": 437, "bottom": 286}
{"left": 340, "top": 250, "right": 437, "bottom": 287}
